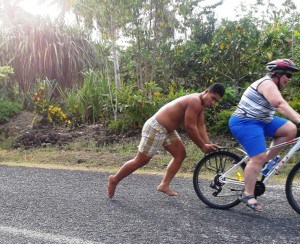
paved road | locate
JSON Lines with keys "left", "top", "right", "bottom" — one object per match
{"left": 0, "top": 165, "right": 299, "bottom": 244}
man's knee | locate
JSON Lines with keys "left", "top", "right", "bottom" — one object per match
{"left": 176, "top": 149, "right": 186, "bottom": 161}
{"left": 171, "top": 148, "right": 186, "bottom": 162}
{"left": 276, "top": 121, "right": 297, "bottom": 139}
{"left": 249, "top": 152, "right": 267, "bottom": 166}
{"left": 286, "top": 122, "right": 297, "bottom": 139}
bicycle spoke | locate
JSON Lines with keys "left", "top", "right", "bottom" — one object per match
{"left": 193, "top": 151, "right": 244, "bottom": 209}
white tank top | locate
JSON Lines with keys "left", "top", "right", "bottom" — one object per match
{"left": 233, "top": 76, "right": 276, "bottom": 123}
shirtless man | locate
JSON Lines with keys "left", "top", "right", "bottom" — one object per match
{"left": 107, "top": 83, "right": 225, "bottom": 198}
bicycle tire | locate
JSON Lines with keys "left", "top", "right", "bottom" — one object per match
{"left": 193, "top": 150, "right": 245, "bottom": 209}
{"left": 285, "top": 162, "right": 300, "bottom": 215}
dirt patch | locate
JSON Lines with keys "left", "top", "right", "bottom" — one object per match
{"left": 0, "top": 111, "right": 139, "bottom": 169}
{"left": 0, "top": 111, "right": 126, "bottom": 149}
{"left": 0, "top": 111, "right": 236, "bottom": 150}
{"left": 0, "top": 111, "right": 35, "bottom": 138}
{"left": 0, "top": 111, "right": 238, "bottom": 172}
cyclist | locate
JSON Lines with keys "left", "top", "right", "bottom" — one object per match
{"left": 108, "top": 83, "right": 225, "bottom": 198}
{"left": 229, "top": 59, "right": 300, "bottom": 211}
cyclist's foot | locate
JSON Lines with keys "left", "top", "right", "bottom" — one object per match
{"left": 107, "top": 175, "right": 117, "bottom": 198}
{"left": 157, "top": 184, "right": 178, "bottom": 196}
{"left": 239, "top": 193, "right": 263, "bottom": 212}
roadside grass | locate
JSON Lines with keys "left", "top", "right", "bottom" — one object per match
{"left": 0, "top": 135, "right": 299, "bottom": 182}
{"left": 0, "top": 136, "right": 205, "bottom": 177}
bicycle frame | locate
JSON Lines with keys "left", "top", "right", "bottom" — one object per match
{"left": 219, "top": 136, "right": 300, "bottom": 185}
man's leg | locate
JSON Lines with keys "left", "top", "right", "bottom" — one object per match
{"left": 157, "top": 139, "right": 186, "bottom": 196}
{"left": 108, "top": 152, "right": 152, "bottom": 198}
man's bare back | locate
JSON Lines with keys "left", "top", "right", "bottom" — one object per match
{"left": 155, "top": 93, "right": 204, "bottom": 132}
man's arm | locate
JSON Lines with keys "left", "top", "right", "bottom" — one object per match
{"left": 184, "top": 98, "right": 218, "bottom": 153}
{"left": 197, "top": 111, "right": 210, "bottom": 144}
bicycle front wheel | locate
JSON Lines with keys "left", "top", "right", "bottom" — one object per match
{"left": 193, "top": 150, "right": 245, "bottom": 209}
{"left": 286, "top": 162, "right": 300, "bottom": 215}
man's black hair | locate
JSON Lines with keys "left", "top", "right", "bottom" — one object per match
{"left": 208, "top": 83, "right": 225, "bottom": 97}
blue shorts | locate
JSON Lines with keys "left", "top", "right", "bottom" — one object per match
{"left": 228, "top": 116, "right": 288, "bottom": 157}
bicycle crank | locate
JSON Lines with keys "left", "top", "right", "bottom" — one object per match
{"left": 254, "top": 181, "right": 265, "bottom": 196}
{"left": 210, "top": 175, "right": 223, "bottom": 196}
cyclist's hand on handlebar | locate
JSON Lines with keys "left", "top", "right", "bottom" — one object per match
{"left": 201, "top": 143, "right": 220, "bottom": 153}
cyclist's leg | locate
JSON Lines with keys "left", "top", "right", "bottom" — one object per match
{"left": 266, "top": 119, "right": 297, "bottom": 160}
{"left": 157, "top": 132, "right": 186, "bottom": 196}
{"left": 238, "top": 151, "right": 266, "bottom": 211}
{"left": 229, "top": 117, "right": 266, "bottom": 210}
{"left": 243, "top": 152, "right": 265, "bottom": 209}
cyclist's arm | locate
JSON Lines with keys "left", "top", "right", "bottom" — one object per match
{"left": 260, "top": 81, "right": 300, "bottom": 124}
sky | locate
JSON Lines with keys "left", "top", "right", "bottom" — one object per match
{"left": 212, "top": 0, "right": 300, "bottom": 19}
{"left": 18, "top": 0, "right": 300, "bottom": 20}
{"left": 19, "top": 0, "right": 58, "bottom": 18}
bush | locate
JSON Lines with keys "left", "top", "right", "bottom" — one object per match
{"left": 289, "top": 98, "right": 300, "bottom": 113}
{"left": 208, "top": 107, "right": 235, "bottom": 135}
{"left": 205, "top": 86, "right": 239, "bottom": 135}
{"left": 108, "top": 81, "right": 193, "bottom": 134}
{"left": 0, "top": 66, "right": 14, "bottom": 100}
{"left": 108, "top": 118, "right": 128, "bottom": 134}
{"left": 65, "top": 70, "right": 115, "bottom": 124}
{"left": 110, "top": 82, "right": 166, "bottom": 133}
{"left": 32, "top": 83, "right": 70, "bottom": 126}
{"left": 0, "top": 99, "right": 23, "bottom": 123}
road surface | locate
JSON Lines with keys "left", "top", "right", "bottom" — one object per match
{"left": 0, "top": 165, "right": 299, "bottom": 243}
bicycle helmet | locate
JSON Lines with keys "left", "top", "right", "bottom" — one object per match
{"left": 266, "top": 59, "right": 300, "bottom": 72}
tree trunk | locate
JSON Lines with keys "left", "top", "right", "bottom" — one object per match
{"left": 111, "top": 19, "right": 121, "bottom": 89}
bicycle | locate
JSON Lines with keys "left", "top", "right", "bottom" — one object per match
{"left": 193, "top": 136, "right": 300, "bottom": 214}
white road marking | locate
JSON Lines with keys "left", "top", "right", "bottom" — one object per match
{"left": 0, "top": 225, "right": 102, "bottom": 244}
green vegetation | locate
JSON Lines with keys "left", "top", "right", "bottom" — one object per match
{"left": 0, "top": 99, "right": 22, "bottom": 123}
{"left": 0, "top": 66, "right": 22, "bottom": 123}
{"left": 0, "top": 0, "right": 300, "bottom": 174}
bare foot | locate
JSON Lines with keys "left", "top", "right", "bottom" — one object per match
{"left": 157, "top": 184, "right": 178, "bottom": 196}
{"left": 107, "top": 175, "right": 117, "bottom": 198}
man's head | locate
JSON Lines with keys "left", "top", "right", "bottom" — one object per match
{"left": 266, "top": 59, "right": 300, "bottom": 89}
{"left": 202, "top": 83, "right": 225, "bottom": 107}
{"left": 208, "top": 82, "right": 225, "bottom": 97}
{"left": 266, "top": 59, "right": 299, "bottom": 74}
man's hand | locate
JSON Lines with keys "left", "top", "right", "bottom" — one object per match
{"left": 201, "top": 143, "right": 219, "bottom": 153}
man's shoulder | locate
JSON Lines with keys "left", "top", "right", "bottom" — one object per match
{"left": 179, "top": 93, "right": 201, "bottom": 104}
{"left": 184, "top": 93, "right": 200, "bottom": 99}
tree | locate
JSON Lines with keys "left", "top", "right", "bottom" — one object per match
{"left": 207, "top": 18, "right": 262, "bottom": 87}
{"left": 63, "top": 0, "right": 142, "bottom": 89}
{"left": 0, "top": 8, "right": 98, "bottom": 93}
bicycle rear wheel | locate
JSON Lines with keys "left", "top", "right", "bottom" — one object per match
{"left": 193, "top": 150, "right": 245, "bottom": 209}
{"left": 286, "top": 162, "right": 300, "bottom": 215}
